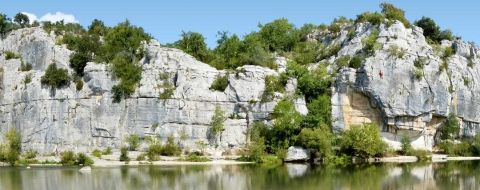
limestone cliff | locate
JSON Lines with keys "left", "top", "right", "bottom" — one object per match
{"left": 329, "top": 22, "right": 480, "bottom": 150}
{"left": 1, "top": 20, "right": 479, "bottom": 153}
{"left": 0, "top": 27, "right": 285, "bottom": 153}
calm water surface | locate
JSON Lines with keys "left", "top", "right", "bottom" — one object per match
{"left": 0, "top": 161, "right": 479, "bottom": 190}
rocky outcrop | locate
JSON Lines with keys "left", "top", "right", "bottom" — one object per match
{"left": 331, "top": 21, "right": 480, "bottom": 150}
{"left": 284, "top": 146, "right": 310, "bottom": 162}
{"left": 0, "top": 27, "right": 286, "bottom": 153}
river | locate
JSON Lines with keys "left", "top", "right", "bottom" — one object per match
{"left": 0, "top": 161, "right": 479, "bottom": 190}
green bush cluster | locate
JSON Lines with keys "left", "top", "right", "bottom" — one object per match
{"left": 261, "top": 75, "right": 285, "bottom": 102}
{"left": 380, "top": 3, "right": 410, "bottom": 27}
{"left": 146, "top": 136, "right": 181, "bottom": 161}
{"left": 439, "top": 113, "right": 460, "bottom": 140}
{"left": 362, "top": 30, "right": 381, "bottom": 56}
{"left": 338, "top": 124, "right": 387, "bottom": 159}
{"left": 125, "top": 134, "right": 141, "bottom": 151}
{"left": 438, "top": 137, "right": 480, "bottom": 157}
{"left": 414, "top": 17, "right": 454, "bottom": 44}
{"left": 60, "top": 151, "right": 94, "bottom": 166}
{"left": 349, "top": 55, "right": 364, "bottom": 69}
{"left": 388, "top": 45, "right": 406, "bottom": 59}
{"left": 5, "top": 51, "right": 21, "bottom": 60}
{"left": 19, "top": 61, "right": 32, "bottom": 71}
{"left": 40, "top": 63, "right": 70, "bottom": 89}
{"left": 298, "top": 124, "right": 333, "bottom": 157}
{"left": 335, "top": 55, "right": 351, "bottom": 69}
{"left": 0, "top": 128, "right": 22, "bottom": 165}
{"left": 209, "top": 75, "right": 229, "bottom": 92}
{"left": 355, "top": 12, "right": 385, "bottom": 25}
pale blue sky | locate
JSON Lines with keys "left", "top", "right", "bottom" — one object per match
{"left": 1, "top": 0, "right": 479, "bottom": 47}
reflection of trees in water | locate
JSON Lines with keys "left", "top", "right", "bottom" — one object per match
{"left": 433, "top": 161, "right": 480, "bottom": 190}
{"left": 1, "top": 161, "right": 480, "bottom": 189}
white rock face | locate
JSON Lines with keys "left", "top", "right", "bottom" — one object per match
{"left": 285, "top": 146, "right": 309, "bottom": 162}
{"left": 330, "top": 21, "right": 480, "bottom": 150}
{"left": 0, "top": 28, "right": 281, "bottom": 153}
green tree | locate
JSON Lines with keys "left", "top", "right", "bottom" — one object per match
{"left": 303, "top": 95, "right": 331, "bottom": 128}
{"left": 211, "top": 32, "right": 242, "bottom": 69}
{"left": 400, "top": 135, "right": 412, "bottom": 155}
{"left": 298, "top": 124, "right": 333, "bottom": 158}
{"left": 258, "top": 18, "right": 298, "bottom": 52}
{"left": 14, "top": 13, "right": 29, "bottom": 28}
{"left": 297, "top": 64, "right": 331, "bottom": 102}
{"left": 0, "top": 13, "right": 14, "bottom": 38}
{"left": 439, "top": 113, "right": 460, "bottom": 140}
{"left": 414, "top": 17, "right": 454, "bottom": 44}
{"left": 174, "top": 31, "right": 212, "bottom": 63}
{"left": 380, "top": 3, "right": 410, "bottom": 27}
{"left": 209, "top": 106, "right": 225, "bottom": 145}
{"left": 100, "top": 20, "right": 151, "bottom": 62}
{"left": 269, "top": 99, "right": 303, "bottom": 151}
{"left": 339, "top": 124, "right": 387, "bottom": 159}
{"left": 41, "top": 63, "right": 71, "bottom": 89}
{"left": 88, "top": 19, "right": 107, "bottom": 36}
{"left": 5, "top": 128, "right": 21, "bottom": 165}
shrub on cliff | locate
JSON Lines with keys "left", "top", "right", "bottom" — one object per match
{"left": 339, "top": 124, "right": 387, "bottom": 159}
{"left": 355, "top": 12, "right": 385, "bottom": 25}
{"left": 414, "top": 17, "right": 454, "bottom": 44}
{"left": 209, "top": 75, "right": 229, "bottom": 92}
{"left": 261, "top": 75, "right": 285, "bottom": 102}
{"left": 13, "top": 13, "right": 29, "bottom": 28}
{"left": 258, "top": 18, "right": 299, "bottom": 53}
{"left": 173, "top": 31, "right": 213, "bottom": 63}
{"left": 380, "top": 3, "right": 410, "bottom": 27}
{"left": 209, "top": 106, "right": 225, "bottom": 145}
{"left": 41, "top": 63, "right": 71, "bottom": 89}
{"left": 119, "top": 147, "right": 130, "bottom": 161}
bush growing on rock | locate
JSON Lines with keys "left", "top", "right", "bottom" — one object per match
{"left": 362, "top": 30, "right": 380, "bottom": 56}
{"left": 173, "top": 31, "right": 212, "bottom": 63}
{"left": 4, "top": 51, "right": 21, "bottom": 60}
{"left": 209, "top": 75, "right": 229, "bottom": 92}
{"left": 380, "top": 3, "right": 410, "bottom": 27}
{"left": 261, "top": 75, "right": 284, "bottom": 102}
{"left": 41, "top": 63, "right": 70, "bottom": 89}
{"left": 292, "top": 41, "right": 322, "bottom": 65}
{"left": 339, "top": 124, "right": 387, "bottom": 159}
{"left": 355, "top": 12, "right": 385, "bottom": 25}
{"left": 414, "top": 17, "right": 454, "bottom": 44}
{"left": 209, "top": 106, "right": 225, "bottom": 145}
{"left": 335, "top": 55, "right": 351, "bottom": 69}
{"left": 258, "top": 18, "right": 299, "bottom": 53}
{"left": 349, "top": 55, "right": 364, "bottom": 69}
{"left": 13, "top": 13, "right": 29, "bottom": 28}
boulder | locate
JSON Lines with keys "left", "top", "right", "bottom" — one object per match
{"left": 284, "top": 146, "right": 310, "bottom": 162}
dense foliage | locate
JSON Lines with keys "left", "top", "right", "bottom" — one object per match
{"left": 339, "top": 124, "right": 387, "bottom": 159}
{"left": 414, "top": 17, "right": 454, "bottom": 44}
{"left": 41, "top": 63, "right": 71, "bottom": 89}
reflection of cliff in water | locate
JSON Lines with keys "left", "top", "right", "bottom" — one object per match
{"left": 0, "top": 162, "right": 480, "bottom": 190}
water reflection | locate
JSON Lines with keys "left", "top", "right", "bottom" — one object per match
{"left": 0, "top": 161, "right": 479, "bottom": 190}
